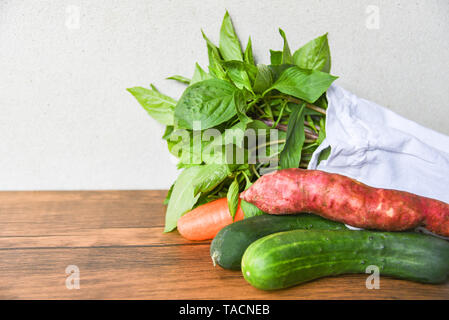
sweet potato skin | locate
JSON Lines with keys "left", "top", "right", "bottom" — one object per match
{"left": 240, "top": 169, "right": 449, "bottom": 237}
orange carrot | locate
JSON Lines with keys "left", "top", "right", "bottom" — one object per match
{"left": 177, "top": 198, "right": 245, "bottom": 240}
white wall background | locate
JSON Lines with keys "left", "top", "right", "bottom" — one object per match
{"left": 1, "top": 0, "right": 448, "bottom": 190}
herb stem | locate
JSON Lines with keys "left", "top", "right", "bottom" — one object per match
{"left": 251, "top": 164, "right": 261, "bottom": 178}
{"left": 268, "top": 95, "right": 327, "bottom": 115}
{"left": 248, "top": 139, "right": 286, "bottom": 153}
{"left": 259, "top": 119, "right": 319, "bottom": 140}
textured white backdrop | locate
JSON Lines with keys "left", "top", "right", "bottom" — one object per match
{"left": 1, "top": 0, "right": 448, "bottom": 190}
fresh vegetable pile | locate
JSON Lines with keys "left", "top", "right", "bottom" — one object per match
{"left": 128, "top": 12, "right": 337, "bottom": 232}
{"left": 128, "top": 12, "right": 449, "bottom": 291}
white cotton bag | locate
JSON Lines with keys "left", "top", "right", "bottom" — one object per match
{"left": 308, "top": 85, "right": 449, "bottom": 238}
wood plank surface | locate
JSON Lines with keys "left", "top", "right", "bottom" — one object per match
{"left": 0, "top": 190, "right": 447, "bottom": 300}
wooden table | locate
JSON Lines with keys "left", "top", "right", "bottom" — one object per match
{"left": 0, "top": 190, "right": 447, "bottom": 300}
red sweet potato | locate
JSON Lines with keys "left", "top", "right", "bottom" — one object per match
{"left": 240, "top": 168, "right": 449, "bottom": 237}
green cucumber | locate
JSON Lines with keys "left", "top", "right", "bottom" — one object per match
{"left": 242, "top": 230, "right": 449, "bottom": 290}
{"left": 210, "top": 214, "right": 346, "bottom": 270}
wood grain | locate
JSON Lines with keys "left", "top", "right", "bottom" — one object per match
{"left": 0, "top": 190, "right": 447, "bottom": 300}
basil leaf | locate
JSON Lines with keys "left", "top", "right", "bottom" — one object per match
{"left": 234, "top": 90, "right": 252, "bottom": 125}
{"left": 280, "top": 103, "right": 306, "bottom": 169}
{"left": 270, "top": 50, "right": 282, "bottom": 65}
{"left": 164, "top": 166, "right": 202, "bottom": 232}
{"left": 202, "top": 121, "right": 247, "bottom": 165}
{"left": 244, "top": 36, "right": 255, "bottom": 66}
{"left": 192, "top": 164, "right": 230, "bottom": 196}
{"left": 174, "top": 79, "right": 238, "bottom": 130}
{"left": 127, "top": 86, "right": 176, "bottom": 125}
{"left": 318, "top": 146, "right": 331, "bottom": 165}
{"left": 163, "top": 183, "right": 174, "bottom": 205}
{"left": 162, "top": 125, "right": 174, "bottom": 140}
{"left": 253, "top": 64, "right": 274, "bottom": 93}
{"left": 267, "top": 64, "right": 294, "bottom": 81}
{"left": 279, "top": 28, "right": 293, "bottom": 64}
{"left": 293, "top": 33, "right": 331, "bottom": 73}
{"left": 240, "top": 200, "right": 265, "bottom": 218}
{"left": 240, "top": 179, "right": 265, "bottom": 218}
{"left": 202, "top": 30, "right": 227, "bottom": 79}
{"left": 223, "top": 61, "right": 252, "bottom": 91}
{"left": 219, "top": 11, "right": 243, "bottom": 61}
{"left": 227, "top": 177, "right": 240, "bottom": 218}
{"left": 166, "top": 75, "right": 190, "bottom": 85}
{"left": 191, "top": 63, "right": 212, "bottom": 85}
{"left": 267, "top": 66, "right": 337, "bottom": 103}
{"left": 223, "top": 121, "right": 246, "bottom": 148}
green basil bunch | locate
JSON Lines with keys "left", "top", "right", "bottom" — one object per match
{"left": 128, "top": 12, "right": 337, "bottom": 232}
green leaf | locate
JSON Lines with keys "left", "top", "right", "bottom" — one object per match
{"left": 127, "top": 86, "right": 176, "bottom": 125}
{"left": 253, "top": 64, "right": 274, "bottom": 93}
{"left": 162, "top": 125, "right": 174, "bottom": 140}
{"left": 166, "top": 75, "right": 190, "bottom": 85}
{"left": 163, "top": 183, "right": 174, "bottom": 205}
{"left": 244, "top": 36, "right": 255, "bottom": 66}
{"left": 164, "top": 166, "right": 202, "bottom": 232}
{"left": 318, "top": 146, "right": 331, "bottom": 165}
{"left": 279, "top": 29, "right": 293, "bottom": 64}
{"left": 240, "top": 179, "right": 265, "bottom": 218}
{"left": 223, "top": 61, "right": 253, "bottom": 91}
{"left": 267, "top": 66, "right": 337, "bottom": 103}
{"left": 316, "top": 117, "right": 326, "bottom": 145}
{"left": 234, "top": 90, "right": 252, "bottom": 125}
{"left": 202, "top": 30, "right": 227, "bottom": 79}
{"left": 219, "top": 11, "right": 243, "bottom": 61}
{"left": 293, "top": 33, "right": 331, "bottom": 73}
{"left": 191, "top": 63, "right": 212, "bottom": 85}
{"left": 280, "top": 103, "right": 306, "bottom": 169}
{"left": 192, "top": 164, "right": 230, "bottom": 196}
{"left": 227, "top": 177, "right": 240, "bottom": 218}
{"left": 202, "top": 121, "right": 247, "bottom": 165}
{"left": 223, "top": 121, "right": 247, "bottom": 148}
{"left": 270, "top": 50, "right": 282, "bottom": 65}
{"left": 267, "top": 64, "right": 294, "bottom": 81}
{"left": 240, "top": 200, "right": 265, "bottom": 218}
{"left": 174, "top": 79, "right": 238, "bottom": 130}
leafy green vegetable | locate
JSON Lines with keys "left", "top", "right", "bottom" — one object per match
{"left": 240, "top": 180, "right": 265, "bottom": 218}
{"left": 166, "top": 75, "right": 191, "bottom": 85}
{"left": 127, "top": 86, "right": 176, "bottom": 125}
{"left": 191, "top": 63, "right": 212, "bottom": 85}
{"left": 202, "top": 30, "right": 227, "bottom": 79}
{"left": 174, "top": 79, "right": 238, "bottom": 129}
{"left": 240, "top": 200, "right": 265, "bottom": 218}
{"left": 219, "top": 11, "right": 243, "bottom": 61}
{"left": 279, "top": 29, "right": 293, "bottom": 64}
{"left": 280, "top": 103, "right": 306, "bottom": 169}
{"left": 234, "top": 90, "right": 253, "bottom": 125}
{"left": 318, "top": 146, "right": 332, "bottom": 165}
{"left": 128, "top": 12, "right": 338, "bottom": 231}
{"left": 192, "top": 164, "right": 230, "bottom": 195}
{"left": 244, "top": 36, "right": 255, "bottom": 66}
{"left": 253, "top": 64, "right": 274, "bottom": 93}
{"left": 270, "top": 50, "right": 282, "bottom": 65}
{"left": 164, "top": 166, "right": 203, "bottom": 232}
{"left": 293, "top": 33, "right": 331, "bottom": 73}
{"left": 227, "top": 177, "right": 240, "bottom": 218}
{"left": 222, "top": 61, "right": 253, "bottom": 91}
{"left": 267, "top": 66, "right": 337, "bottom": 103}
